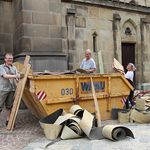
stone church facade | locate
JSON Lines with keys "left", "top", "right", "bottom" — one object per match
{"left": 0, "top": 0, "right": 150, "bottom": 88}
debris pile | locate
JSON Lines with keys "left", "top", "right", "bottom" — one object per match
{"left": 118, "top": 96, "right": 150, "bottom": 123}
{"left": 40, "top": 105, "right": 134, "bottom": 141}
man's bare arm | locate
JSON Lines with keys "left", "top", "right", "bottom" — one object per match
{"left": 87, "top": 68, "right": 96, "bottom": 73}
{"left": 2, "top": 74, "right": 19, "bottom": 79}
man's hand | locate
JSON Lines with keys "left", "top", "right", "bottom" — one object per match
{"left": 87, "top": 69, "right": 96, "bottom": 73}
{"left": 19, "top": 73, "right": 24, "bottom": 79}
{"left": 15, "top": 73, "right": 24, "bottom": 80}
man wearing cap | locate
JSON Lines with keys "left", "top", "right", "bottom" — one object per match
{"left": 80, "top": 49, "right": 96, "bottom": 73}
{"left": 0, "top": 53, "right": 20, "bottom": 126}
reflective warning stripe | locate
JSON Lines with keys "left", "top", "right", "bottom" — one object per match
{"left": 36, "top": 90, "right": 47, "bottom": 101}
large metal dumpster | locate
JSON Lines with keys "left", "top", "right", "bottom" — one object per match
{"left": 22, "top": 73, "right": 133, "bottom": 120}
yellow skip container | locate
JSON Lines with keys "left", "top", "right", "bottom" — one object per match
{"left": 22, "top": 73, "right": 133, "bottom": 120}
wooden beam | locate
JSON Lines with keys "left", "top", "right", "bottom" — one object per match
{"left": 7, "top": 56, "right": 30, "bottom": 131}
{"left": 90, "top": 77, "right": 102, "bottom": 127}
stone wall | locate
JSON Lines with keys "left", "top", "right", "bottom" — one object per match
{"left": 0, "top": 0, "right": 150, "bottom": 86}
{"left": 61, "top": 1, "right": 150, "bottom": 86}
{"left": 13, "top": 0, "right": 68, "bottom": 71}
{"left": 120, "top": 0, "right": 150, "bottom": 7}
{"left": 14, "top": 0, "right": 62, "bottom": 53}
{"left": 0, "top": 1, "right": 14, "bottom": 57}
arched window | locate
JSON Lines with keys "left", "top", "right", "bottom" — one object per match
{"left": 125, "top": 27, "right": 132, "bottom": 35}
{"left": 92, "top": 32, "right": 98, "bottom": 52}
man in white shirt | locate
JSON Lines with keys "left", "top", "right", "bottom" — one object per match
{"left": 80, "top": 49, "right": 96, "bottom": 73}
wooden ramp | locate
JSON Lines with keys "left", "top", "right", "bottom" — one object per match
{"left": 7, "top": 56, "right": 30, "bottom": 131}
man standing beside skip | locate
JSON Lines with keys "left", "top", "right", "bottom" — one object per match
{"left": 80, "top": 49, "right": 96, "bottom": 73}
{"left": 0, "top": 53, "right": 20, "bottom": 126}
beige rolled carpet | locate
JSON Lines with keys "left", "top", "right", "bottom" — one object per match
{"left": 102, "top": 125, "right": 134, "bottom": 141}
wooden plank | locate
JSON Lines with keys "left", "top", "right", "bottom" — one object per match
{"left": 7, "top": 55, "right": 30, "bottom": 131}
{"left": 98, "top": 51, "right": 104, "bottom": 74}
{"left": 7, "top": 64, "right": 31, "bottom": 130}
{"left": 23, "top": 55, "right": 30, "bottom": 67}
{"left": 13, "top": 55, "right": 30, "bottom": 99}
{"left": 113, "top": 58, "right": 124, "bottom": 73}
{"left": 90, "top": 77, "right": 102, "bottom": 127}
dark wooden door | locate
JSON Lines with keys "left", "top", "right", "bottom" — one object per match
{"left": 122, "top": 43, "right": 135, "bottom": 71}
{"left": 122, "top": 43, "right": 135, "bottom": 83}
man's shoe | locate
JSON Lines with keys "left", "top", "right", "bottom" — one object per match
{"left": 6, "top": 120, "right": 8, "bottom": 126}
{"left": 6, "top": 121, "right": 16, "bottom": 128}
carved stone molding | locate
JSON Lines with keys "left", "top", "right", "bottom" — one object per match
{"left": 141, "top": 18, "right": 150, "bottom": 24}
{"left": 62, "top": 0, "right": 150, "bottom": 14}
{"left": 113, "top": 13, "right": 121, "bottom": 21}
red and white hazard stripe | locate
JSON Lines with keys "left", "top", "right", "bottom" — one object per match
{"left": 121, "top": 96, "right": 126, "bottom": 105}
{"left": 36, "top": 90, "right": 47, "bottom": 101}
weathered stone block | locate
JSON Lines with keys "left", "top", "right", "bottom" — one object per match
{"left": 68, "top": 26, "right": 75, "bottom": 40}
{"left": 22, "top": 24, "right": 49, "bottom": 37}
{"left": 33, "top": 38, "right": 62, "bottom": 52}
{"left": 32, "top": 12, "right": 61, "bottom": 25}
{"left": 5, "top": 44, "right": 13, "bottom": 52}
{"left": 75, "top": 28, "right": 84, "bottom": 39}
{"left": 49, "top": 0, "right": 61, "bottom": 3}
{"left": 0, "top": 24, "right": 2, "bottom": 33}
{"left": 3, "top": 21, "right": 14, "bottom": 33}
{"left": 23, "top": 0, "right": 49, "bottom": 12}
{"left": 49, "top": 26, "right": 61, "bottom": 38}
{"left": 14, "top": 52, "right": 68, "bottom": 72}
{"left": 14, "top": 0, "right": 22, "bottom": 15}
{"left": 0, "top": 34, "right": 12, "bottom": 44}
{"left": 87, "top": 18, "right": 101, "bottom": 29}
{"left": 61, "top": 27, "right": 67, "bottom": 38}
{"left": 66, "top": 15, "right": 75, "bottom": 26}
{"left": 75, "top": 40, "right": 83, "bottom": 49}
{"left": 0, "top": 44, "right": 5, "bottom": 54}
{"left": 69, "top": 52, "right": 74, "bottom": 63}
{"left": 144, "top": 73, "right": 150, "bottom": 83}
{"left": 62, "top": 39, "right": 68, "bottom": 52}
{"left": 69, "top": 64, "right": 73, "bottom": 70}
{"left": 22, "top": 11, "right": 32, "bottom": 24}
{"left": 19, "top": 37, "right": 32, "bottom": 51}
{"left": 61, "top": 15, "right": 66, "bottom": 26}
{"left": 49, "top": 2, "right": 61, "bottom": 13}
{"left": 68, "top": 40, "right": 76, "bottom": 50}
{"left": 75, "top": 17, "right": 86, "bottom": 28}
{"left": 14, "top": 25, "right": 23, "bottom": 40}
{"left": 31, "top": 56, "right": 67, "bottom": 71}
{"left": 15, "top": 11, "right": 23, "bottom": 28}
{"left": 88, "top": 6, "right": 99, "bottom": 17}
{"left": 75, "top": 5, "right": 88, "bottom": 16}
{"left": 0, "top": 4, "right": 3, "bottom": 19}
{"left": 143, "top": 62, "right": 150, "bottom": 72}
{"left": 83, "top": 40, "right": 88, "bottom": 50}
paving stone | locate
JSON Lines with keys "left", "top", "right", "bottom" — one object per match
{"left": 22, "top": 147, "right": 33, "bottom": 150}
{"left": 27, "top": 140, "right": 49, "bottom": 149}
{"left": 1, "top": 109, "right": 150, "bottom": 150}
{"left": 0, "top": 109, "right": 44, "bottom": 150}
{"left": 33, "top": 148, "right": 44, "bottom": 150}
{"left": 46, "top": 145, "right": 73, "bottom": 150}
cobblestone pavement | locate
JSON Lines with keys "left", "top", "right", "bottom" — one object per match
{"left": 1, "top": 109, "right": 150, "bottom": 150}
{"left": 0, "top": 109, "right": 44, "bottom": 150}
{"left": 22, "top": 123, "right": 150, "bottom": 150}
